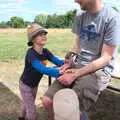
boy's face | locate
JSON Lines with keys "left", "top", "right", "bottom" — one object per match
{"left": 33, "top": 32, "right": 47, "bottom": 46}
{"left": 74, "top": 0, "right": 96, "bottom": 11}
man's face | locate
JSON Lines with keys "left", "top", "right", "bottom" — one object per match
{"left": 75, "top": 0, "right": 95, "bottom": 11}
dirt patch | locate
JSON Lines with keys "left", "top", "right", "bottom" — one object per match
{"left": 0, "top": 60, "right": 49, "bottom": 120}
{"left": 0, "top": 28, "right": 70, "bottom": 34}
{"left": 0, "top": 28, "right": 26, "bottom": 34}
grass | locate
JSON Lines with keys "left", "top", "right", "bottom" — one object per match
{"left": 0, "top": 28, "right": 120, "bottom": 120}
{"left": 0, "top": 29, "right": 75, "bottom": 62}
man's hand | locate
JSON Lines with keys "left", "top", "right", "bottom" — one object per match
{"left": 59, "top": 63, "right": 71, "bottom": 72}
{"left": 64, "top": 68, "right": 77, "bottom": 74}
{"left": 57, "top": 72, "right": 77, "bottom": 85}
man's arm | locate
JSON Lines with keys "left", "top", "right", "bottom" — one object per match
{"left": 58, "top": 44, "right": 116, "bottom": 85}
{"left": 72, "top": 35, "right": 80, "bottom": 53}
{"left": 74, "top": 44, "right": 116, "bottom": 78}
{"left": 60, "top": 35, "right": 80, "bottom": 71}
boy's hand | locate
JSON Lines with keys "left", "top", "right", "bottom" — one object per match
{"left": 59, "top": 63, "right": 71, "bottom": 72}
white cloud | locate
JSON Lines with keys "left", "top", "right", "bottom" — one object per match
{"left": 0, "top": 0, "right": 50, "bottom": 22}
{"left": 0, "top": 4, "right": 8, "bottom": 8}
{"left": 0, "top": 0, "right": 120, "bottom": 22}
{"left": 105, "top": 0, "right": 120, "bottom": 7}
{"left": 7, "top": 0, "right": 28, "bottom": 4}
{"left": 0, "top": 0, "right": 29, "bottom": 21}
{"left": 51, "top": 0, "right": 80, "bottom": 14}
{"left": 52, "top": 0, "right": 120, "bottom": 14}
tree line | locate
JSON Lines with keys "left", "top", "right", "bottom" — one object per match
{"left": 0, "top": 7, "right": 119, "bottom": 29}
{"left": 0, "top": 10, "right": 76, "bottom": 28}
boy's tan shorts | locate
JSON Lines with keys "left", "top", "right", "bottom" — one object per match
{"left": 44, "top": 69, "right": 110, "bottom": 110}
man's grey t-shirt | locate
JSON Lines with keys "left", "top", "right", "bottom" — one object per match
{"left": 72, "top": 6, "right": 120, "bottom": 75}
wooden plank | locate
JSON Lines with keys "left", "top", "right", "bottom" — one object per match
{"left": 112, "top": 61, "right": 120, "bottom": 79}
{"left": 107, "top": 85, "right": 120, "bottom": 92}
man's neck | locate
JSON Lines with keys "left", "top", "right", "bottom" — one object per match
{"left": 88, "top": 2, "right": 104, "bottom": 13}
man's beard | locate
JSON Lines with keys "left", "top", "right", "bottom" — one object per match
{"left": 80, "top": 5, "right": 88, "bottom": 11}
{"left": 80, "top": 3, "right": 93, "bottom": 11}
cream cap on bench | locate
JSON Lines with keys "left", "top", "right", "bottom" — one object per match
{"left": 53, "top": 89, "right": 80, "bottom": 120}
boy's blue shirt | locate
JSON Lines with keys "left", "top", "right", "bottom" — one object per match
{"left": 32, "top": 58, "right": 63, "bottom": 78}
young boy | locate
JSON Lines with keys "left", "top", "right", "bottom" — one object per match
{"left": 19, "top": 23, "right": 64, "bottom": 120}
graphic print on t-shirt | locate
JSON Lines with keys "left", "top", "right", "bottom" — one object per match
{"left": 41, "top": 60, "right": 47, "bottom": 66}
{"left": 80, "top": 22, "right": 100, "bottom": 41}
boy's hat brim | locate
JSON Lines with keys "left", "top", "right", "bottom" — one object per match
{"left": 28, "top": 28, "right": 48, "bottom": 41}
{"left": 53, "top": 89, "right": 80, "bottom": 120}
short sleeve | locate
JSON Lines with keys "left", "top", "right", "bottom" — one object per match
{"left": 72, "top": 10, "right": 83, "bottom": 35}
{"left": 44, "top": 48, "right": 54, "bottom": 60}
{"left": 103, "top": 15, "right": 120, "bottom": 46}
{"left": 26, "top": 49, "right": 38, "bottom": 63}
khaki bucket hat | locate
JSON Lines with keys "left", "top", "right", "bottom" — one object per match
{"left": 27, "top": 23, "right": 48, "bottom": 46}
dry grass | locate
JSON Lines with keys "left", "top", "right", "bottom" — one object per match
{"left": 0, "top": 60, "right": 120, "bottom": 120}
{"left": 0, "top": 28, "right": 70, "bottom": 34}
{"left": 0, "top": 28, "right": 26, "bottom": 34}
{"left": 0, "top": 61, "right": 47, "bottom": 120}
{"left": 0, "top": 60, "right": 49, "bottom": 120}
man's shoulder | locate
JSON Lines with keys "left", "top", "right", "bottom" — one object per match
{"left": 102, "top": 6, "right": 120, "bottom": 19}
{"left": 74, "top": 10, "right": 87, "bottom": 23}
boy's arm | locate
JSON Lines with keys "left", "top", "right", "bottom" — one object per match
{"left": 50, "top": 56, "right": 64, "bottom": 67}
{"left": 32, "top": 60, "right": 61, "bottom": 77}
{"left": 45, "top": 48, "right": 64, "bottom": 66}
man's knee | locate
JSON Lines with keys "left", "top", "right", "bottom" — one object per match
{"left": 42, "top": 96, "right": 53, "bottom": 109}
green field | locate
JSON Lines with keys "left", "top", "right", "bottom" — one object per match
{"left": 0, "top": 29, "right": 75, "bottom": 62}
{"left": 0, "top": 29, "right": 120, "bottom": 120}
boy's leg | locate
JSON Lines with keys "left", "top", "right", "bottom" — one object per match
{"left": 42, "top": 80, "right": 65, "bottom": 120}
{"left": 19, "top": 81, "right": 37, "bottom": 120}
{"left": 19, "top": 81, "right": 26, "bottom": 119}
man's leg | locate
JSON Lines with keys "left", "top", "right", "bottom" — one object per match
{"left": 42, "top": 80, "right": 65, "bottom": 120}
{"left": 72, "top": 69, "right": 110, "bottom": 111}
{"left": 42, "top": 96, "right": 54, "bottom": 120}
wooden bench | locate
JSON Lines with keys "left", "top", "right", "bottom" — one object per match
{"left": 108, "top": 61, "right": 120, "bottom": 92}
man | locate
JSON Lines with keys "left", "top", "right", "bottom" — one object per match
{"left": 42, "top": 0, "right": 120, "bottom": 120}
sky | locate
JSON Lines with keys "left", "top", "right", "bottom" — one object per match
{"left": 0, "top": 0, "right": 120, "bottom": 22}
